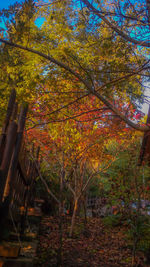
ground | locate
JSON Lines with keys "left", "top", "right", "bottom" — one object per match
{"left": 34, "top": 216, "right": 149, "bottom": 267}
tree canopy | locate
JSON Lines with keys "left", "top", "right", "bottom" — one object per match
{"left": 0, "top": 0, "right": 149, "bottom": 132}
{"left": 1, "top": 0, "right": 150, "bottom": 250}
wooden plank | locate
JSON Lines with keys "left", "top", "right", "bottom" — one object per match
{"left": 0, "top": 244, "right": 20, "bottom": 258}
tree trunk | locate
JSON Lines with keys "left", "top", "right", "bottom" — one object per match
{"left": 83, "top": 194, "right": 87, "bottom": 226}
{"left": 69, "top": 197, "right": 78, "bottom": 238}
{"left": 57, "top": 163, "right": 65, "bottom": 266}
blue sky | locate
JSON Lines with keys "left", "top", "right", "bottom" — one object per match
{"left": 0, "top": 0, "right": 23, "bottom": 9}
{"left": 0, "top": 0, "right": 44, "bottom": 28}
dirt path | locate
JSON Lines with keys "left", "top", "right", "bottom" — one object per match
{"left": 34, "top": 216, "right": 148, "bottom": 267}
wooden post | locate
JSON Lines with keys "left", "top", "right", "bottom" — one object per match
{"left": 1, "top": 89, "right": 16, "bottom": 132}
{"left": 3, "top": 105, "right": 28, "bottom": 201}
{"left": 11, "top": 102, "right": 18, "bottom": 121}
{"left": 4, "top": 105, "right": 28, "bottom": 237}
{"left": 0, "top": 89, "right": 16, "bottom": 165}
{"left": 0, "top": 121, "right": 17, "bottom": 202}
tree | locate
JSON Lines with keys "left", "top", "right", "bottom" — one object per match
{"left": 101, "top": 134, "right": 150, "bottom": 264}
{"left": 27, "top": 88, "right": 136, "bottom": 237}
{"left": 0, "top": 0, "right": 149, "bottom": 132}
{"left": 81, "top": 0, "right": 150, "bottom": 47}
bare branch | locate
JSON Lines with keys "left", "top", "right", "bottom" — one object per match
{"left": 81, "top": 0, "right": 150, "bottom": 47}
{"left": 0, "top": 38, "right": 149, "bottom": 132}
{"left": 30, "top": 152, "right": 60, "bottom": 204}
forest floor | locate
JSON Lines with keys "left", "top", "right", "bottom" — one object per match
{"left": 34, "top": 216, "right": 149, "bottom": 267}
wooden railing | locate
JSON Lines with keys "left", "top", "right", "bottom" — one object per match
{"left": 0, "top": 89, "right": 40, "bottom": 236}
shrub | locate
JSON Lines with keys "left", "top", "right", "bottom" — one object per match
{"left": 102, "top": 214, "right": 122, "bottom": 227}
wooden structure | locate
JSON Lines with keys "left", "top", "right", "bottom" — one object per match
{"left": 139, "top": 105, "right": 150, "bottom": 165}
{"left": 0, "top": 89, "right": 40, "bottom": 237}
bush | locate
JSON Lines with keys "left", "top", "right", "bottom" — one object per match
{"left": 127, "top": 215, "right": 150, "bottom": 253}
{"left": 102, "top": 214, "right": 122, "bottom": 227}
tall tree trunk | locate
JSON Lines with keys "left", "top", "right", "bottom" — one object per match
{"left": 69, "top": 197, "right": 78, "bottom": 238}
{"left": 57, "top": 155, "right": 65, "bottom": 266}
{"left": 83, "top": 194, "right": 87, "bottom": 226}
